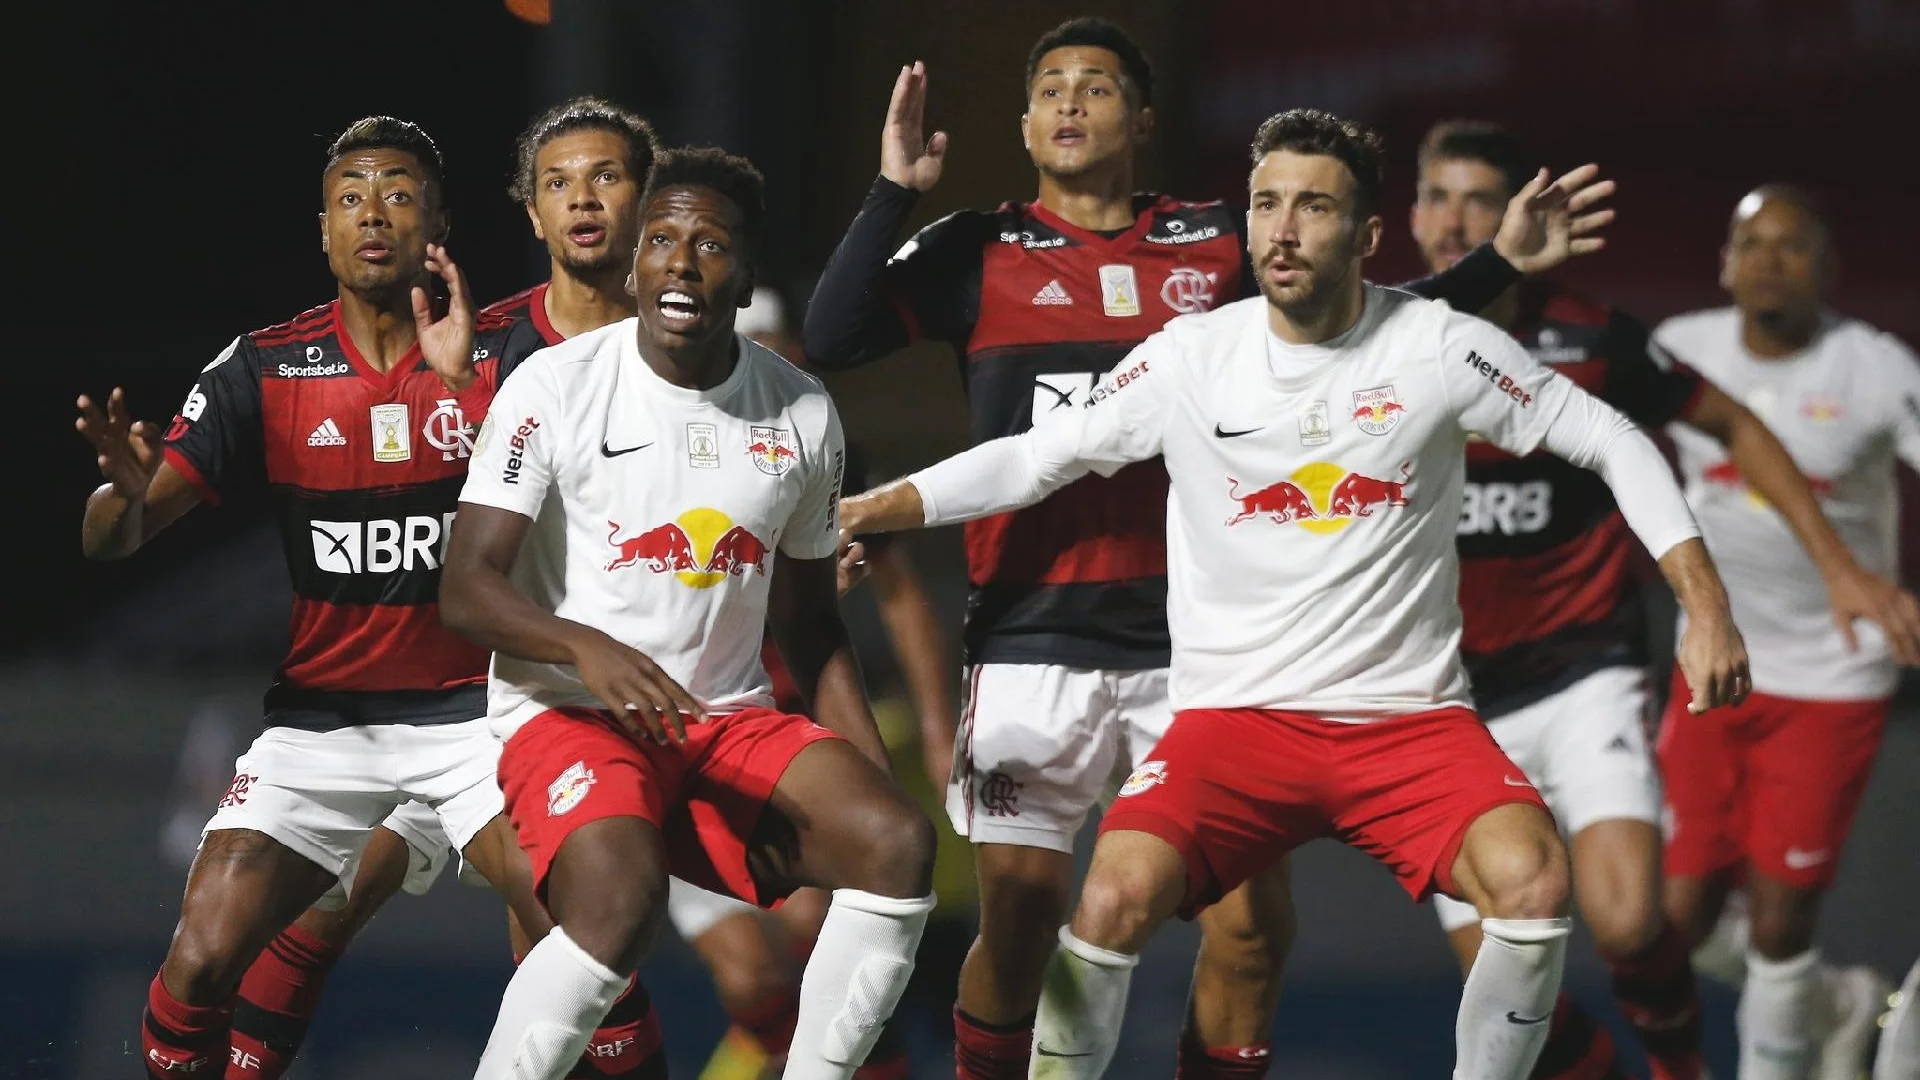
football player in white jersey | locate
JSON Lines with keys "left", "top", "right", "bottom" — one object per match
{"left": 840, "top": 108, "right": 1752, "bottom": 1079}
{"left": 441, "top": 148, "right": 938, "bottom": 1080}
{"left": 1651, "top": 185, "right": 1920, "bottom": 1080}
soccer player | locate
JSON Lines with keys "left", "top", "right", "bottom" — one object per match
{"left": 1408, "top": 122, "right": 1920, "bottom": 1080}
{"left": 803, "top": 20, "right": 1613, "bottom": 1077}
{"left": 1874, "top": 958, "right": 1920, "bottom": 1080}
{"left": 838, "top": 107, "right": 1754, "bottom": 1079}
{"left": 74, "top": 116, "right": 556, "bottom": 1080}
{"left": 1652, "top": 185, "right": 1920, "bottom": 1080}
{"left": 196, "top": 100, "right": 674, "bottom": 1080}
{"left": 442, "top": 147, "right": 938, "bottom": 1080}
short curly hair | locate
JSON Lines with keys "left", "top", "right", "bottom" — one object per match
{"left": 642, "top": 146, "right": 767, "bottom": 257}
{"left": 1250, "top": 108, "right": 1387, "bottom": 218}
{"left": 508, "top": 97, "right": 658, "bottom": 204}
{"left": 1025, "top": 16, "right": 1154, "bottom": 108}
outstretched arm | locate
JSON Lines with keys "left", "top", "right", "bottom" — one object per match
{"left": 1683, "top": 385, "right": 1920, "bottom": 664}
{"left": 767, "top": 551, "right": 890, "bottom": 771}
{"left": 76, "top": 387, "right": 202, "bottom": 560}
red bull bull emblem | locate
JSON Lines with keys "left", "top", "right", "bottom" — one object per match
{"left": 746, "top": 425, "right": 800, "bottom": 476}
{"left": 606, "top": 508, "right": 770, "bottom": 587}
{"left": 1225, "top": 461, "right": 1412, "bottom": 534}
{"left": 1350, "top": 385, "right": 1405, "bottom": 436}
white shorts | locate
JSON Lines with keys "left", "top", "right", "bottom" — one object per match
{"left": 947, "top": 663, "right": 1172, "bottom": 853}
{"left": 378, "top": 799, "right": 484, "bottom": 896}
{"left": 666, "top": 877, "right": 760, "bottom": 941}
{"left": 1435, "top": 665, "right": 1659, "bottom": 931}
{"left": 203, "top": 719, "right": 505, "bottom": 906}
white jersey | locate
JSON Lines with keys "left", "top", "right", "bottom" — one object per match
{"left": 968, "top": 286, "right": 1625, "bottom": 719}
{"left": 1656, "top": 308, "right": 1920, "bottom": 700}
{"left": 460, "top": 321, "right": 845, "bottom": 735}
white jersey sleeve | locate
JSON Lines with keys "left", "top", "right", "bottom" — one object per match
{"left": 1881, "top": 334, "right": 1920, "bottom": 472}
{"left": 912, "top": 333, "right": 1174, "bottom": 527}
{"left": 460, "top": 363, "right": 558, "bottom": 518}
{"left": 1436, "top": 311, "right": 1573, "bottom": 456}
{"left": 780, "top": 396, "right": 847, "bottom": 560}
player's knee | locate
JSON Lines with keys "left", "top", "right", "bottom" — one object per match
{"left": 163, "top": 920, "right": 253, "bottom": 1001}
{"left": 1073, "top": 863, "right": 1170, "bottom": 953}
{"left": 838, "top": 796, "right": 937, "bottom": 898}
{"left": 1584, "top": 885, "right": 1661, "bottom": 961}
{"left": 1474, "top": 832, "right": 1571, "bottom": 921}
{"left": 978, "top": 862, "right": 1072, "bottom": 947}
{"left": 1747, "top": 889, "right": 1818, "bottom": 959}
{"left": 561, "top": 870, "right": 668, "bottom": 973}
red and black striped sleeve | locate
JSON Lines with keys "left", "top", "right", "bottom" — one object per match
{"left": 161, "top": 334, "right": 265, "bottom": 506}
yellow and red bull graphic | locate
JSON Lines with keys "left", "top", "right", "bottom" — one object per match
{"left": 1224, "top": 462, "right": 1412, "bottom": 534}
{"left": 605, "top": 508, "right": 770, "bottom": 587}
{"left": 1702, "top": 460, "right": 1833, "bottom": 510}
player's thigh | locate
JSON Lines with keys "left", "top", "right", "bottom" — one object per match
{"left": 1530, "top": 666, "right": 1663, "bottom": 837}
{"left": 175, "top": 827, "right": 341, "bottom": 971}
{"left": 949, "top": 663, "right": 1126, "bottom": 855}
{"left": 1744, "top": 693, "right": 1888, "bottom": 891}
{"left": 198, "top": 726, "right": 405, "bottom": 915}
{"left": 757, "top": 735, "right": 934, "bottom": 897}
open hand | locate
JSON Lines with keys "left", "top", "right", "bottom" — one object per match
{"left": 880, "top": 61, "right": 948, "bottom": 192}
{"left": 75, "top": 387, "right": 163, "bottom": 499}
{"left": 1494, "top": 164, "right": 1616, "bottom": 275}
{"left": 570, "top": 628, "right": 706, "bottom": 745}
{"left": 1825, "top": 564, "right": 1920, "bottom": 666}
{"left": 412, "top": 243, "right": 478, "bottom": 393}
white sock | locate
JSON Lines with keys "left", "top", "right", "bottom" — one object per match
{"left": 1873, "top": 958, "right": 1920, "bottom": 1080}
{"left": 473, "top": 926, "right": 630, "bottom": 1080}
{"left": 1029, "top": 927, "right": 1140, "bottom": 1080}
{"left": 1693, "top": 895, "right": 1753, "bottom": 986}
{"left": 782, "top": 889, "right": 935, "bottom": 1080}
{"left": 1454, "top": 917, "right": 1571, "bottom": 1080}
{"left": 1740, "top": 948, "right": 1819, "bottom": 1080}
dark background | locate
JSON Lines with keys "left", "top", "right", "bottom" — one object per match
{"left": 7, "top": 2, "right": 1916, "bottom": 1077}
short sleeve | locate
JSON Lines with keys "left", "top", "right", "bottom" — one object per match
{"left": 881, "top": 211, "right": 989, "bottom": 346}
{"left": 1600, "top": 311, "right": 1707, "bottom": 428}
{"left": 459, "top": 362, "right": 557, "bottom": 518}
{"left": 780, "top": 397, "right": 847, "bottom": 560}
{"left": 1438, "top": 312, "right": 1573, "bottom": 458}
{"left": 162, "top": 335, "right": 264, "bottom": 505}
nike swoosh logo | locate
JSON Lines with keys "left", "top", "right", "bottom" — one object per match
{"left": 600, "top": 441, "right": 653, "bottom": 458}
{"left": 1502, "top": 776, "right": 1533, "bottom": 788}
{"left": 1034, "top": 1047, "right": 1093, "bottom": 1058}
{"left": 1505, "top": 1010, "right": 1551, "bottom": 1025}
{"left": 1213, "top": 423, "right": 1262, "bottom": 438}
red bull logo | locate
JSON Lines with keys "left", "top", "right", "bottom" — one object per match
{"left": 1224, "top": 461, "right": 1413, "bottom": 534}
{"left": 1351, "top": 385, "right": 1405, "bottom": 435}
{"left": 747, "top": 424, "right": 800, "bottom": 476}
{"left": 606, "top": 508, "right": 769, "bottom": 587}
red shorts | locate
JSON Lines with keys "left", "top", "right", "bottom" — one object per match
{"left": 1656, "top": 669, "right": 1887, "bottom": 889}
{"left": 499, "top": 706, "right": 840, "bottom": 906}
{"left": 1100, "top": 706, "right": 1547, "bottom": 917}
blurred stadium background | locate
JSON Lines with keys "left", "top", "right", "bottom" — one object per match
{"left": 8, "top": 1, "right": 1916, "bottom": 1076}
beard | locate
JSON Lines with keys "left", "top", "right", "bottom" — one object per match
{"left": 558, "top": 244, "right": 626, "bottom": 276}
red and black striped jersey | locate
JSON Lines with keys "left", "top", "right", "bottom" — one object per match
{"left": 1455, "top": 279, "right": 1705, "bottom": 715}
{"left": 480, "top": 282, "right": 564, "bottom": 347}
{"left": 162, "top": 299, "right": 546, "bottom": 730}
{"left": 883, "top": 195, "right": 1247, "bottom": 669}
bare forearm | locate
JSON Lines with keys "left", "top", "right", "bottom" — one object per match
{"left": 1658, "top": 537, "right": 1735, "bottom": 622}
{"left": 1724, "top": 417, "right": 1855, "bottom": 578}
{"left": 843, "top": 478, "right": 928, "bottom": 534}
{"left": 441, "top": 567, "right": 599, "bottom": 665}
{"left": 876, "top": 567, "right": 960, "bottom": 751}
{"left": 82, "top": 484, "right": 144, "bottom": 561}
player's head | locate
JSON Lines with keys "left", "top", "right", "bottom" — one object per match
{"left": 631, "top": 147, "right": 765, "bottom": 353}
{"left": 1410, "top": 120, "right": 1530, "bottom": 272}
{"left": 320, "top": 116, "right": 448, "bottom": 294}
{"left": 1246, "top": 109, "right": 1385, "bottom": 318}
{"left": 1721, "top": 183, "right": 1834, "bottom": 325}
{"left": 1021, "top": 17, "right": 1154, "bottom": 180}
{"left": 511, "top": 97, "right": 659, "bottom": 276}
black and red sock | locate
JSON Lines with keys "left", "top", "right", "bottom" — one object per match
{"left": 1609, "top": 922, "right": 1704, "bottom": 1080}
{"left": 142, "top": 972, "right": 235, "bottom": 1078}
{"left": 953, "top": 1007, "right": 1033, "bottom": 1080}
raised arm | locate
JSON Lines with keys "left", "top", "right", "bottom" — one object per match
{"left": 76, "top": 387, "right": 202, "bottom": 560}
{"left": 1397, "top": 163, "right": 1617, "bottom": 311}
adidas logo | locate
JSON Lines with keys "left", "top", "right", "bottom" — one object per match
{"left": 307, "top": 418, "right": 347, "bottom": 447}
{"left": 1032, "top": 279, "right": 1073, "bottom": 306}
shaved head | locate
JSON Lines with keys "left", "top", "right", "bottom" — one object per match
{"left": 1731, "top": 183, "right": 1832, "bottom": 248}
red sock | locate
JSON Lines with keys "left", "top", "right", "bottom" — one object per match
{"left": 566, "top": 975, "right": 665, "bottom": 1078}
{"left": 142, "top": 972, "right": 234, "bottom": 1078}
{"left": 953, "top": 1007, "right": 1032, "bottom": 1080}
{"left": 1175, "top": 1036, "right": 1273, "bottom": 1079}
{"left": 224, "top": 925, "right": 343, "bottom": 1079}
{"left": 1608, "top": 922, "right": 1703, "bottom": 1080}
{"left": 853, "top": 1023, "right": 910, "bottom": 1080}
{"left": 733, "top": 987, "right": 801, "bottom": 1058}
{"left": 1528, "top": 995, "right": 1626, "bottom": 1080}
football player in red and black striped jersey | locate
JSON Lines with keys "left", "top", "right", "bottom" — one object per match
{"left": 74, "top": 116, "right": 611, "bottom": 1080}
{"left": 1410, "top": 120, "right": 1909, "bottom": 1080}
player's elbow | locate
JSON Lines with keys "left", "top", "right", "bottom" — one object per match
{"left": 436, "top": 560, "right": 487, "bottom": 642}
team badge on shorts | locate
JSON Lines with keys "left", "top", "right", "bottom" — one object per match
{"left": 548, "top": 761, "right": 597, "bottom": 816}
{"left": 1118, "top": 760, "right": 1167, "bottom": 798}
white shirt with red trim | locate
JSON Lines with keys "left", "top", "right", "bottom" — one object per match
{"left": 459, "top": 321, "right": 845, "bottom": 735}
{"left": 1656, "top": 308, "right": 1920, "bottom": 700}
{"left": 906, "top": 286, "right": 1700, "bottom": 720}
